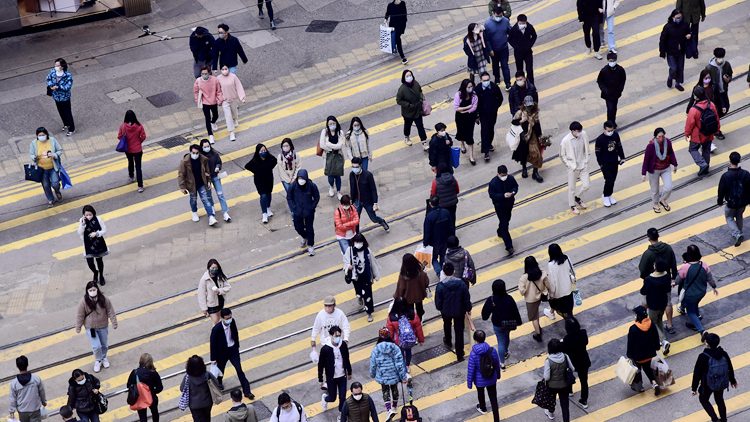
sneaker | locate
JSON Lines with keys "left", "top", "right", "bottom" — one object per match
{"left": 500, "top": 365, "right": 506, "bottom": 372}
{"left": 570, "top": 206, "right": 580, "bottom": 215}
{"left": 585, "top": 48, "right": 591, "bottom": 55}
{"left": 544, "top": 308, "right": 556, "bottom": 320}
{"left": 603, "top": 195, "right": 611, "bottom": 207}
{"left": 300, "top": 238, "right": 307, "bottom": 248}
{"left": 676, "top": 305, "right": 685, "bottom": 314}
{"left": 735, "top": 235, "right": 744, "bottom": 247}
{"left": 223, "top": 212, "right": 231, "bottom": 222}
{"left": 270, "top": 21, "right": 276, "bottom": 30}
{"left": 67, "top": 130, "right": 75, "bottom": 136}
{"left": 422, "top": 141, "right": 429, "bottom": 151}
{"left": 211, "top": 123, "right": 218, "bottom": 131}
{"left": 579, "top": 400, "right": 588, "bottom": 409}
{"left": 653, "top": 384, "right": 661, "bottom": 396}
{"left": 233, "top": 119, "right": 238, "bottom": 127}
{"left": 662, "top": 340, "right": 670, "bottom": 355}
{"left": 386, "top": 409, "right": 398, "bottom": 421}
{"left": 337, "top": 193, "right": 343, "bottom": 200}
{"left": 321, "top": 393, "right": 328, "bottom": 411}
{"left": 321, "top": 382, "right": 328, "bottom": 390}
{"left": 62, "top": 126, "right": 68, "bottom": 131}
{"left": 545, "top": 409, "right": 555, "bottom": 419}
{"left": 504, "top": 351, "right": 510, "bottom": 360}
{"left": 138, "top": 187, "right": 144, "bottom": 193}
{"left": 192, "top": 212, "right": 200, "bottom": 222}
{"left": 229, "top": 132, "right": 236, "bottom": 142}
{"left": 130, "top": 177, "right": 136, "bottom": 183}
{"left": 381, "top": 220, "right": 390, "bottom": 232}
{"left": 93, "top": 360, "right": 101, "bottom": 373}
{"left": 402, "top": 58, "right": 408, "bottom": 65}
{"left": 608, "top": 195, "right": 617, "bottom": 205}
{"left": 575, "top": 197, "right": 587, "bottom": 209}
{"left": 367, "top": 313, "right": 373, "bottom": 322}
{"left": 328, "top": 187, "right": 335, "bottom": 197}
{"left": 102, "top": 358, "right": 110, "bottom": 368}
{"left": 594, "top": 52, "right": 602, "bottom": 60}
{"left": 48, "top": 200, "right": 54, "bottom": 208}
{"left": 609, "top": 48, "right": 617, "bottom": 54}
{"left": 308, "top": 246, "right": 315, "bottom": 256}
{"left": 209, "top": 135, "right": 215, "bottom": 144}
{"left": 262, "top": 213, "right": 268, "bottom": 223}
{"left": 267, "top": 210, "right": 273, "bottom": 217}
{"left": 505, "top": 85, "right": 511, "bottom": 92}
{"left": 667, "top": 76, "right": 673, "bottom": 88}
{"left": 404, "top": 136, "right": 412, "bottom": 146}
{"left": 208, "top": 215, "right": 218, "bottom": 226}
{"left": 476, "top": 404, "right": 488, "bottom": 415}
{"left": 56, "top": 191, "right": 63, "bottom": 202}
{"left": 259, "top": 10, "right": 264, "bottom": 18}
{"left": 701, "top": 331, "right": 708, "bottom": 343}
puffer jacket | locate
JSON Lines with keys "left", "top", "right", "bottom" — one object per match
{"left": 685, "top": 99, "right": 720, "bottom": 144}
{"left": 67, "top": 373, "right": 100, "bottom": 414}
{"left": 334, "top": 205, "right": 359, "bottom": 238}
{"left": 467, "top": 342, "right": 501, "bottom": 388}
{"left": 46, "top": 69, "right": 73, "bottom": 102}
{"left": 445, "top": 246, "right": 476, "bottom": 286}
{"left": 286, "top": 169, "right": 320, "bottom": 219}
{"left": 435, "top": 276, "right": 471, "bottom": 318}
{"left": 433, "top": 172, "right": 459, "bottom": 208}
{"left": 197, "top": 270, "right": 231, "bottom": 311}
{"left": 659, "top": 19, "right": 690, "bottom": 58}
{"left": 369, "top": 341, "right": 406, "bottom": 385}
{"left": 180, "top": 372, "right": 219, "bottom": 410}
{"left": 75, "top": 296, "right": 117, "bottom": 331}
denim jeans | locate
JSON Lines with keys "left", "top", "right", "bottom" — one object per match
{"left": 490, "top": 47, "right": 511, "bottom": 87}
{"left": 282, "top": 181, "right": 295, "bottom": 212}
{"left": 359, "top": 157, "right": 369, "bottom": 171}
{"left": 77, "top": 411, "right": 100, "bottom": 422}
{"left": 492, "top": 325, "right": 510, "bottom": 365}
{"left": 190, "top": 185, "right": 214, "bottom": 216}
{"left": 604, "top": 14, "right": 615, "bottom": 50}
{"left": 682, "top": 298, "right": 704, "bottom": 332}
{"left": 41, "top": 168, "right": 61, "bottom": 201}
{"left": 432, "top": 244, "right": 447, "bottom": 277}
{"left": 260, "top": 193, "right": 272, "bottom": 213}
{"left": 337, "top": 238, "right": 350, "bottom": 254}
{"left": 666, "top": 53, "right": 685, "bottom": 84}
{"left": 228, "top": 66, "right": 237, "bottom": 74}
{"left": 85, "top": 327, "right": 109, "bottom": 361}
{"left": 355, "top": 200, "right": 384, "bottom": 227}
{"left": 401, "top": 347, "right": 412, "bottom": 371}
{"left": 328, "top": 175, "right": 341, "bottom": 191}
{"left": 207, "top": 177, "right": 229, "bottom": 213}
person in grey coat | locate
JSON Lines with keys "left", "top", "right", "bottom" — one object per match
{"left": 9, "top": 356, "right": 46, "bottom": 422}
{"left": 180, "top": 355, "right": 220, "bottom": 422}
{"left": 445, "top": 235, "right": 477, "bottom": 287}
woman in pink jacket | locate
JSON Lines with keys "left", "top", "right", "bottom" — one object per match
{"left": 194, "top": 65, "right": 224, "bottom": 144}
{"left": 117, "top": 110, "right": 147, "bottom": 192}
{"left": 216, "top": 64, "right": 246, "bottom": 142}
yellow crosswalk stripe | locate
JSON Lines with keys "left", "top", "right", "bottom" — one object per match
{"left": 671, "top": 392, "right": 750, "bottom": 422}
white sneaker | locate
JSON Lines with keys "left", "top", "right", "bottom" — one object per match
{"left": 337, "top": 193, "right": 343, "bottom": 200}
{"left": 223, "top": 212, "right": 231, "bottom": 222}
{"left": 209, "top": 135, "right": 215, "bottom": 144}
{"left": 93, "top": 360, "right": 101, "bottom": 373}
{"left": 404, "top": 136, "right": 412, "bottom": 146}
{"left": 262, "top": 213, "right": 268, "bottom": 223}
{"left": 710, "top": 143, "right": 717, "bottom": 153}
{"left": 603, "top": 195, "right": 611, "bottom": 207}
{"left": 387, "top": 409, "right": 398, "bottom": 420}
{"left": 585, "top": 48, "right": 591, "bottom": 55}
{"left": 544, "top": 308, "right": 556, "bottom": 320}
{"left": 233, "top": 119, "right": 238, "bottom": 127}
{"left": 321, "top": 393, "right": 328, "bottom": 411}
{"left": 328, "top": 187, "right": 335, "bottom": 197}
{"left": 545, "top": 409, "right": 555, "bottom": 419}
{"left": 594, "top": 52, "right": 603, "bottom": 60}
{"left": 102, "top": 358, "right": 110, "bottom": 368}
{"left": 208, "top": 215, "right": 218, "bottom": 226}
{"left": 308, "top": 246, "right": 316, "bottom": 256}
{"left": 610, "top": 48, "right": 618, "bottom": 54}
{"left": 211, "top": 123, "right": 218, "bottom": 131}
{"left": 192, "top": 212, "right": 200, "bottom": 222}
{"left": 300, "top": 238, "right": 307, "bottom": 248}
{"left": 608, "top": 196, "right": 617, "bottom": 205}
{"left": 229, "top": 132, "right": 236, "bottom": 142}
{"left": 422, "top": 141, "right": 429, "bottom": 151}
{"left": 267, "top": 209, "right": 273, "bottom": 217}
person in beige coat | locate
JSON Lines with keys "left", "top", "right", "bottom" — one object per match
{"left": 198, "top": 258, "right": 231, "bottom": 325}
{"left": 216, "top": 65, "right": 246, "bottom": 142}
{"left": 518, "top": 256, "right": 551, "bottom": 342}
{"left": 344, "top": 117, "right": 372, "bottom": 171}
{"left": 277, "top": 138, "right": 301, "bottom": 214}
{"left": 320, "top": 116, "right": 346, "bottom": 200}
{"left": 560, "top": 121, "right": 590, "bottom": 215}
{"left": 75, "top": 281, "right": 117, "bottom": 373}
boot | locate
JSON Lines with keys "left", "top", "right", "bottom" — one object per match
{"left": 532, "top": 168, "right": 543, "bottom": 183}
{"left": 521, "top": 165, "right": 528, "bottom": 178}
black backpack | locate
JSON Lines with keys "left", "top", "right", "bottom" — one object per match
{"left": 726, "top": 177, "right": 745, "bottom": 209}
{"left": 275, "top": 401, "right": 303, "bottom": 422}
{"left": 693, "top": 104, "right": 719, "bottom": 136}
{"left": 480, "top": 351, "right": 496, "bottom": 379}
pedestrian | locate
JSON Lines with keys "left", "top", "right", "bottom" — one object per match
{"left": 216, "top": 65, "right": 245, "bottom": 142}
{"left": 560, "top": 122, "right": 591, "bottom": 215}
{"left": 344, "top": 117, "right": 372, "bottom": 171}
{"left": 487, "top": 0, "right": 511, "bottom": 18}
{"left": 350, "top": 157, "right": 390, "bottom": 232}
{"left": 545, "top": 243, "right": 575, "bottom": 320}
{"left": 200, "top": 139, "right": 232, "bottom": 223}
{"left": 340, "top": 382, "right": 378, "bottom": 422}
{"left": 435, "top": 262, "right": 472, "bottom": 362}
{"left": 428, "top": 123, "right": 454, "bottom": 173}
{"left": 596, "top": 52, "right": 626, "bottom": 125}
{"left": 126, "top": 353, "right": 163, "bottom": 422}
{"left": 562, "top": 317, "right": 591, "bottom": 409}
{"left": 659, "top": 9, "right": 692, "bottom": 92}
{"left": 118, "top": 111, "right": 146, "bottom": 192}
{"left": 638, "top": 227, "right": 678, "bottom": 332}
{"left": 9, "top": 356, "right": 46, "bottom": 422}
{"left": 318, "top": 326, "right": 352, "bottom": 418}
{"left": 642, "top": 128, "right": 678, "bottom": 213}
{"left": 334, "top": 195, "right": 359, "bottom": 254}
{"left": 508, "top": 15, "right": 537, "bottom": 84}
{"left": 481, "top": 279, "right": 522, "bottom": 371}
{"left": 311, "top": 296, "right": 352, "bottom": 363}
{"left": 190, "top": 27, "right": 214, "bottom": 78}
{"left": 475, "top": 72, "right": 504, "bottom": 161}
{"left": 600, "top": 0, "right": 620, "bottom": 53}
{"left": 463, "top": 23, "right": 489, "bottom": 84}
{"left": 180, "top": 355, "right": 220, "bottom": 422}
{"left": 594, "top": 120, "right": 626, "bottom": 207}
{"left": 511, "top": 95, "right": 544, "bottom": 182}
{"left": 488, "top": 165, "right": 517, "bottom": 254}
{"left": 343, "top": 233, "right": 381, "bottom": 322}
{"left": 453, "top": 79, "right": 479, "bottom": 164}
{"left": 518, "top": 256, "right": 550, "bottom": 342}
{"left": 29, "top": 127, "right": 63, "bottom": 207}
{"left": 577, "top": 0, "right": 603, "bottom": 59}
{"left": 685, "top": 85, "right": 720, "bottom": 175}
{"left": 77, "top": 205, "right": 109, "bottom": 285}
{"left": 466, "top": 330, "right": 501, "bottom": 421}
{"left": 383, "top": 0, "right": 408, "bottom": 64}
{"left": 75, "top": 282, "right": 117, "bottom": 373}
{"left": 717, "top": 151, "right": 750, "bottom": 246}
{"left": 484, "top": 5, "right": 512, "bottom": 90}
{"left": 446, "top": 235, "right": 476, "bottom": 287}
{"left": 627, "top": 306, "right": 661, "bottom": 396}
{"left": 508, "top": 71, "right": 538, "bottom": 117}
{"left": 194, "top": 66, "right": 223, "bottom": 145}
{"left": 386, "top": 296, "right": 425, "bottom": 377}
{"left": 320, "top": 116, "right": 345, "bottom": 200}
{"left": 269, "top": 393, "right": 307, "bottom": 422}
{"left": 178, "top": 144, "right": 217, "bottom": 226}
{"left": 66, "top": 369, "right": 100, "bottom": 422}
{"left": 705, "top": 47, "right": 732, "bottom": 139}
{"left": 397, "top": 70, "right": 428, "bottom": 148}
{"left": 244, "top": 143, "right": 278, "bottom": 223}
{"left": 676, "top": 0, "right": 705, "bottom": 57}
{"left": 226, "top": 389, "right": 258, "bottom": 422}
{"left": 674, "top": 244, "right": 718, "bottom": 341}
{"left": 212, "top": 24, "right": 248, "bottom": 74}
{"left": 394, "top": 253, "right": 430, "bottom": 321}
{"left": 423, "top": 195, "right": 455, "bottom": 276}
{"left": 277, "top": 138, "right": 300, "bottom": 197}
{"left": 640, "top": 259, "right": 673, "bottom": 355}
{"left": 686, "top": 70, "right": 719, "bottom": 116}
{"left": 210, "top": 308, "right": 255, "bottom": 399}
{"left": 59, "top": 406, "right": 77, "bottom": 422}
{"left": 46, "top": 58, "right": 75, "bottom": 136}
{"left": 542, "top": 339, "right": 576, "bottom": 421}
{"left": 257, "top": 0, "right": 276, "bottom": 29}
{"left": 287, "top": 169, "right": 319, "bottom": 256}
{"left": 198, "top": 258, "right": 231, "bottom": 325}
{"left": 691, "top": 333, "right": 738, "bottom": 422}
{"left": 431, "top": 163, "right": 459, "bottom": 225}
{"left": 369, "top": 328, "right": 407, "bottom": 420}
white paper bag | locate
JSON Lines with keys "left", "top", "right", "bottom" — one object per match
{"left": 506, "top": 125, "right": 522, "bottom": 152}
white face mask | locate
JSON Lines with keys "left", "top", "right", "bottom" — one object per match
{"left": 282, "top": 406, "right": 292, "bottom": 413}
{"left": 353, "top": 125, "right": 361, "bottom": 131}
{"left": 55, "top": 66, "right": 62, "bottom": 72}
{"left": 88, "top": 290, "right": 97, "bottom": 297}
{"left": 519, "top": 24, "right": 527, "bottom": 30}
{"left": 38, "top": 135, "right": 47, "bottom": 141}
{"left": 191, "top": 153, "right": 200, "bottom": 160}
{"left": 404, "top": 76, "right": 413, "bottom": 83}
{"left": 328, "top": 125, "right": 337, "bottom": 132}
{"left": 298, "top": 179, "right": 307, "bottom": 186}
{"left": 203, "top": 147, "right": 211, "bottom": 153}
{"left": 282, "top": 146, "right": 290, "bottom": 152}
{"left": 473, "top": 28, "right": 480, "bottom": 34}
{"left": 438, "top": 131, "right": 446, "bottom": 137}
{"left": 76, "top": 379, "right": 86, "bottom": 385}
{"left": 516, "top": 80, "right": 525, "bottom": 87}
{"left": 354, "top": 242, "right": 364, "bottom": 249}
{"left": 500, "top": 175, "right": 508, "bottom": 181}
{"left": 221, "top": 69, "right": 229, "bottom": 75}
{"left": 716, "top": 58, "right": 724, "bottom": 65}
{"left": 353, "top": 394, "right": 363, "bottom": 401}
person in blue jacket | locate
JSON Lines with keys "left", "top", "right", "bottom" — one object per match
{"left": 46, "top": 58, "right": 75, "bottom": 136}
{"left": 369, "top": 328, "right": 407, "bottom": 421}
{"left": 423, "top": 195, "right": 455, "bottom": 276}
{"left": 467, "top": 330, "right": 501, "bottom": 421}
{"left": 287, "top": 169, "right": 320, "bottom": 256}
{"left": 190, "top": 27, "right": 215, "bottom": 78}
{"left": 213, "top": 24, "right": 248, "bottom": 75}
{"left": 483, "top": 5, "right": 512, "bottom": 90}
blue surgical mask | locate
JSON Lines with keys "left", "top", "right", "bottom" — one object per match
{"left": 38, "top": 135, "right": 47, "bottom": 141}
{"left": 352, "top": 125, "right": 361, "bottom": 131}
{"left": 674, "top": 18, "right": 681, "bottom": 24}
{"left": 494, "top": 16, "right": 502, "bottom": 22}
{"left": 201, "top": 75, "right": 209, "bottom": 80}
{"left": 605, "top": 131, "right": 614, "bottom": 137}
{"left": 608, "top": 61, "right": 616, "bottom": 67}
{"left": 203, "top": 147, "right": 211, "bottom": 153}
{"left": 224, "top": 318, "right": 233, "bottom": 325}
{"left": 482, "top": 81, "right": 490, "bottom": 88}
{"left": 76, "top": 379, "right": 86, "bottom": 385}
{"left": 333, "top": 337, "right": 341, "bottom": 344}
{"left": 218, "top": 33, "right": 225, "bottom": 39}
{"left": 404, "top": 76, "right": 413, "bottom": 83}
{"left": 328, "top": 125, "right": 337, "bottom": 132}
{"left": 191, "top": 153, "right": 200, "bottom": 160}
{"left": 467, "top": 87, "right": 473, "bottom": 93}
{"left": 352, "top": 167, "right": 361, "bottom": 174}
{"left": 260, "top": 152, "right": 267, "bottom": 158}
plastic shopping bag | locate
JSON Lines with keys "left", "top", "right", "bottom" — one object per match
{"left": 310, "top": 348, "right": 319, "bottom": 364}
{"left": 209, "top": 363, "right": 223, "bottom": 378}
{"left": 451, "top": 147, "right": 461, "bottom": 168}
{"left": 59, "top": 164, "right": 73, "bottom": 190}
{"left": 414, "top": 245, "right": 433, "bottom": 269}
{"left": 506, "top": 125, "right": 522, "bottom": 152}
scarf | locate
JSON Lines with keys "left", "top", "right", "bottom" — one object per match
{"left": 518, "top": 108, "right": 539, "bottom": 142}
{"left": 328, "top": 130, "right": 339, "bottom": 144}
{"left": 283, "top": 150, "right": 295, "bottom": 170}
{"left": 654, "top": 138, "right": 667, "bottom": 161}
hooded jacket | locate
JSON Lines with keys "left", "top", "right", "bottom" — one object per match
{"left": 197, "top": 270, "right": 231, "bottom": 311}
{"left": 386, "top": 310, "right": 425, "bottom": 346}
{"left": 638, "top": 241, "right": 678, "bottom": 280}
{"left": 543, "top": 352, "right": 576, "bottom": 389}
{"left": 9, "top": 372, "right": 46, "bottom": 413}
{"left": 423, "top": 206, "right": 455, "bottom": 248}
{"left": 226, "top": 403, "right": 259, "bottom": 422}
{"left": 350, "top": 169, "right": 379, "bottom": 206}
{"left": 189, "top": 27, "right": 215, "bottom": 62}
{"left": 597, "top": 64, "right": 627, "bottom": 100}
{"left": 244, "top": 153, "right": 277, "bottom": 195}
{"left": 393, "top": 271, "right": 430, "bottom": 305}
{"left": 369, "top": 341, "right": 406, "bottom": 385}
{"left": 481, "top": 281, "right": 522, "bottom": 329}
{"left": 626, "top": 318, "right": 660, "bottom": 363}
{"left": 435, "top": 276, "right": 472, "bottom": 318}
{"left": 659, "top": 19, "right": 690, "bottom": 58}
{"left": 67, "top": 373, "right": 100, "bottom": 414}
{"left": 178, "top": 153, "right": 212, "bottom": 194}
{"left": 467, "top": 342, "right": 501, "bottom": 388}
{"left": 286, "top": 169, "right": 320, "bottom": 219}
{"left": 705, "top": 58, "right": 733, "bottom": 94}
{"left": 563, "top": 329, "right": 591, "bottom": 371}
{"left": 433, "top": 172, "right": 459, "bottom": 208}
{"left": 334, "top": 205, "right": 359, "bottom": 238}
{"left": 717, "top": 167, "right": 750, "bottom": 208}
{"left": 691, "top": 346, "right": 736, "bottom": 392}
{"left": 685, "top": 99, "right": 720, "bottom": 144}
{"left": 318, "top": 337, "right": 352, "bottom": 382}
{"left": 446, "top": 246, "right": 476, "bottom": 286}
{"left": 126, "top": 367, "right": 164, "bottom": 397}
{"left": 640, "top": 271, "right": 672, "bottom": 310}
{"left": 428, "top": 133, "right": 454, "bottom": 171}
{"left": 212, "top": 34, "right": 248, "bottom": 70}
{"left": 180, "top": 372, "right": 219, "bottom": 410}
{"left": 117, "top": 123, "right": 146, "bottom": 154}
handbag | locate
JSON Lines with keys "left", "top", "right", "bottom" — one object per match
{"left": 461, "top": 250, "right": 473, "bottom": 282}
{"left": 24, "top": 164, "right": 44, "bottom": 183}
{"left": 94, "top": 392, "right": 108, "bottom": 414}
{"left": 324, "top": 150, "right": 344, "bottom": 176}
{"left": 531, "top": 279, "right": 548, "bottom": 302}
{"left": 565, "top": 367, "right": 576, "bottom": 386}
{"left": 421, "top": 99, "right": 432, "bottom": 116}
{"left": 678, "top": 263, "right": 702, "bottom": 302}
{"left": 685, "top": 38, "right": 697, "bottom": 59}
{"left": 414, "top": 245, "right": 433, "bottom": 269}
{"left": 650, "top": 355, "right": 675, "bottom": 389}
{"left": 571, "top": 283, "right": 582, "bottom": 307}
{"left": 615, "top": 356, "right": 638, "bottom": 385}
{"left": 217, "top": 170, "right": 228, "bottom": 179}
{"left": 116, "top": 134, "right": 128, "bottom": 153}
{"left": 450, "top": 146, "right": 461, "bottom": 168}
{"left": 128, "top": 372, "right": 153, "bottom": 411}
{"left": 178, "top": 375, "right": 190, "bottom": 411}
{"left": 506, "top": 124, "right": 522, "bottom": 152}
{"left": 126, "top": 370, "right": 140, "bottom": 405}
{"left": 207, "top": 377, "right": 223, "bottom": 405}
{"left": 425, "top": 285, "right": 432, "bottom": 299}
{"left": 46, "top": 85, "right": 53, "bottom": 96}
{"left": 531, "top": 380, "right": 555, "bottom": 411}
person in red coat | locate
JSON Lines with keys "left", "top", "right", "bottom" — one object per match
{"left": 685, "top": 85, "right": 720, "bottom": 175}
{"left": 386, "top": 296, "right": 425, "bottom": 378}
{"left": 117, "top": 110, "right": 147, "bottom": 192}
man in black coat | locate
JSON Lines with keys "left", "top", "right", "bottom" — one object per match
{"left": 487, "top": 165, "right": 518, "bottom": 255}
{"left": 691, "top": 333, "right": 738, "bottom": 422}
{"left": 596, "top": 52, "right": 627, "bottom": 125}
{"left": 508, "top": 14, "right": 537, "bottom": 84}
{"left": 190, "top": 27, "right": 214, "bottom": 78}
{"left": 434, "top": 262, "right": 471, "bottom": 362}
{"left": 508, "top": 71, "right": 538, "bottom": 117}
{"left": 423, "top": 195, "right": 455, "bottom": 277}
{"left": 349, "top": 157, "right": 389, "bottom": 232}
{"left": 210, "top": 308, "right": 254, "bottom": 399}
{"left": 212, "top": 24, "right": 248, "bottom": 74}
{"left": 717, "top": 151, "right": 750, "bottom": 246}
{"left": 475, "top": 72, "right": 504, "bottom": 160}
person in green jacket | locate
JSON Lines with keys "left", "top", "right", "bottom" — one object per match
{"left": 488, "top": 0, "right": 511, "bottom": 18}
{"left": 675, "top": 0, "right": 705, "bottom": 58}
{"left": 396, "top": 69, "right": 428, "bottom": 150}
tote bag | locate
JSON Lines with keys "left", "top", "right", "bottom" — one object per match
{"left": 531, "top": 380, "right": 555, "bottom": 411}
{"left": 506, "top": 125, "right": 521, "bottom": 152}
{"left": 615, "top": 356, "right": 638, "bottom": 385}
{"left": 379, "top": 25, "right": 396, "bottom": 54}
{"left": 208, "top": 377, "right": 223, "bottom": 405}
{"left": 128, "top": 373, "right": 153, "bottom": 411}
{"left": 116, "top": 135, "right": 128, "bottom": 153}
{"left": 59, "top": 163, "right": 73, "bottom": 190}
{"left": 24, "top": 164, "right": 44, "bottom": 183}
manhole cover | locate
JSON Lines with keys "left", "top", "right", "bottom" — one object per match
{"left": 411, "top": 344, "right": 452, "bottom": 365}
{"left": 305, "top": 20, "right": 338, "bottom": 33}
{"left": 252, "top": 401, "right": 271, "bottom": 419}
{"left": 146, "top": 91, "right": 182, "bottom": 108}
{"left": 157, "top": 136, "right": 187, "bottom": 149}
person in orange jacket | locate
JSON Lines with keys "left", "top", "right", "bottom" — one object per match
{"left": 685, "top": 85, "right": 720, "bottom": 176}
{"left": 334, "top": 195, "right": 359, "bottom": 254}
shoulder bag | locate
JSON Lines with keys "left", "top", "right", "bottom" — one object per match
{"left": 531, "top": 279, "right": 548, "bottom": 302}
{"left": 208, "top": 377, "right": 223, "bottom": 405}
{"left": 678, "top": 263, "right": 703, "bottom": 302}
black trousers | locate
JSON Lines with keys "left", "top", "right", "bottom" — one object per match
{"left": 410, "top": 301, "right": 425, "bottom": 321}
{"left": 633, "top": 360, "right": 656, "bottom": 386}
{"left": 514, "top": 49, "right": 534, "bottom": 84}
{"left": 476, "top": 384, "right": 500, "bottom": 422}
{"left": 581, "top": 17, "right": 601, "bottom": 51}
{"left": 689, "top": 21, "right": 700, "bottom": 54}
{"left": 216, "top": 346, "right": 252, "bottom": 395}
{"left": 293, "top": 214, "right": 315, "bottom": 246}
{"left": 494, "top": 204, "right": 513, "bottom": 250}
{"left": 600, "top": 164, "right": 619, "bottom": 197}
{"left": 394, "top": 29, "right": 405, "bottom": 59}
{"left": 86, "top": 257, "right": 104, "bottom": 277}
{"left": 699, "top": 386, "right": 726, "bottom": 421}
{"left": 257, "top": 0, "right": 273, "bottom": 20}
{"left": 189, "top": 406, "right": 212, "bottom": 422}
{"left": 442, "top": 315, "right": 465, "bottom": 359}
{"left": 549, "top": 387, "right": 571, "bottom": 422}
{"left": 479, "top": 114, "right": 497, "bottom": 154}
{"left": 444, "top": 204, "right": 457, "bottom": 228}
{"left": 55, "top": 99, "right": 75, "bottom": 131}
{"left": 605, "top": 98, "right": 618, "bottom": 124}
{"left": 577, "top": 366, "right": 589, "bottom": 403}
{"left": 126, "top": 151, "right": 143, "bottom": 187}
{"left": 137, "top": 395, "right": 159, "bottom": 422}
{"left": 202, "top": 104, "right": 219, "bottom": 135}
{"left": 404, "top": 116, "right": 427, "bottom": 142}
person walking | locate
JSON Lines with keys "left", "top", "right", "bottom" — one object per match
{"left": 691, "top": 333, "right": 738, "bottom": 422}
{"left": 429, "top": 123, "right": 454, "bottom": 173}
{"left": 369, "top": 328, "right": 407, "bottom": 420}
{"left": 488, "top": 165, "right": 517, "bottom": 254}
{"left": 705, "top": 47, "right": 732, "bottom": 140}
{"left": 518, "top": 256, "right": 550, "bottom": 342}
{"left": 508, "top": 72, "right": 538, "bottom": 117}
{"left": 481, "top": 279, "right": 522, "bottom": 372}
{"left": 545, "top": 244, "right": 575, "bottom": 320}
{"left": 320, "top": 116, "right": 345, "bottom": 199}
{"left": 344, "top": 117, "right": 372, "bottom": 171}
{"left": 560, "top": 122, "right": 591, "bottom": 215}
{"left": 577, "top": 0, "right": 603, "bottom": 59}
{"left": 198, "top": 258, "right": 231, "bottom": 325}
{"left": 117, "top": 110, "right": 146, "bottom": 192}
{"left": 210, "top": 308, "right": 255, "bottom": 399}
{"left": 640, "top": 259, "right": 673, "bottom": 355}
{"left": 674, "top": 245, "right": 718, "bottom": 341}
{"left": 596, "top": 52, "right": 627, "bottom": 125}
{"left": 487, "top": 0, "right": 511, "bottom": 18}
{"left": 350, "top": 157, "right": 390, "bottom": 232}
{"left": 464, "top": 23, "right": 489, "bottom": 84}
{"left": 601, "top": 0, "right": 620, "bottom": 53}
{"left": 595, "top": 120, "right": 626, "bottom": 207}
{"left": 423, "top": 195, "right": 455, "bottom": 276}
{"left": 75, "top": 282, "right": 117, "bottom": 373}
{"left": 642, "top": 128, "right": 678, "bottom": 213}
{"left": 466, "top": 330, "right": 501, "bottom": 421}
{"left": 311, "top": 296, "right": 352, "bottom": 350}
{"left": 29, "top": 127, "right": 63, "bottom": 207}
{"left": 542, "top": 339, "right": 576, "bottom": 421}
{"left": 676, "top": 0, "right": 705, "bottom": 57}
{"left": 77, "top": 205, "right": 109, "bottom": 285}
{"left": 244, "top": 143, "right": 278, "bottom": 223}
{"left": 194, "top": 66, "right": 223, "bottom": 144}
{"left": 484, "top": 5, "right": 512, "bottom": 90}
{"left": 226, "top": 389, "right": 259, "bottom": 422}
{"left": 393, "top": 253, "right": 430, "bottom": 321}
{"left": 475, "top": 72, "right": 503, "bottom": 162}
{"left": 212, "top": 24, "right": 248, "bottom": 74}
{"left": 686, "top": 70, "right": 721, "bottom": 149}
{"left": 190, "top": 27, "right": 214, "bottom": 78}
{"left": 334, "top": 195, "right": 359, "bottom": 254}
{"left": 277, "top": 138, "right": 301, "bottom": 197}
{"left": 386, "top": 296, "right": 425, "bottom": 377}
{"left": 445, "top": 236, "right": 476, "bottom": 287}
{"left": 638, "top": 227, "right": 678, "bottom": 332}
{"left": 383, "top": 0, "right": 409, "bottom": 64}
{"left": 659, "top": 9, "right": 692, "bottom": 92}
{"left": 508, "top": 14, "right": 537, "bottom": 84}
{"left": 126, "top": 353, "right": 163, "bottom": 422}
{"left": 454, "top": 79, "right": 479, "bottom": 164}
{"left": 627, "top": 306, "right": 661, "bottom": 396}
{"left": 46, "top": 58, "right": 75, "bottom": 136}
{"left": 431, "top": 163, "right": 459, "bottom": 225}
{"left": 562, "top": 317, "right": 591, "bottom": 409}
{"left": 340, "top": 382, "right": 378, "bottom": 422}
{"left": 511, "top": 95, "right": 544, "bottom": 182}
{"left": 270, "top": 393, "right": 307, "bottom": 422}
{"left": 685, "top": 86, "right": 720, "bottom": 175}
{"left": 66, "top": 369, "right": 100, "bottom": 422}
{"left": 200, "top": 139, "right": 232, "bottom": 223}
{"left": 717, "top": 151, "right": 750, "bottom": 246}
{"left": 180, "top": 355, "right": 220, "bottom": 422}
{"left": 256, "top": 0, "right": 276, "bottom": 29}
{"left": 9, "top": 356, "right": 46, "bottom": 422}
{"left": 318, "top": 326, "right": 352, "bottom": 419}
{"left": 435, "top": 262, "right": 472, "bottom": 362}
{"left": 287, "top": 169, "right": 320, "bottom": 256}
{"left": 343, "top": 234, "right": 381, "bottom": 322}
{"left": 397, "top": 70, "right": 428, "bottom": 149}
{"left": 178, "top": 144, "right": 217, "bottom": 226}
{"left": 216, "top": 65, "right": 245, "bottom": 142}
